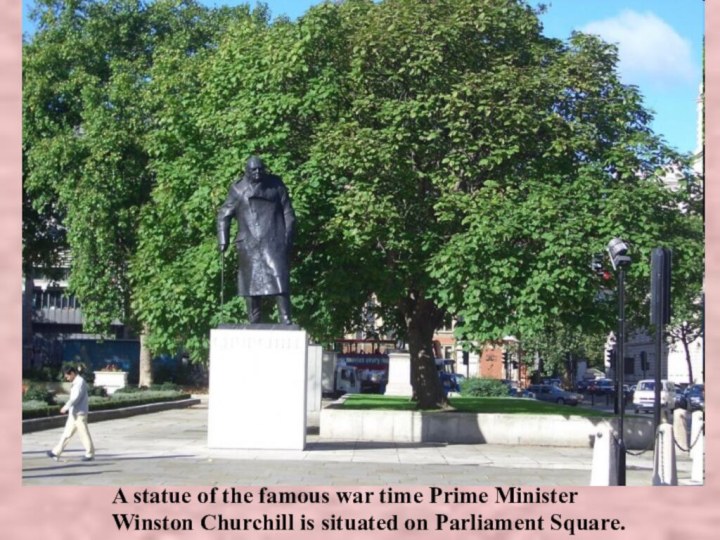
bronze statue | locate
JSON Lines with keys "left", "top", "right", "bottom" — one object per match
{"left": 217, "top": 156, "right": 296, "bottom": 324}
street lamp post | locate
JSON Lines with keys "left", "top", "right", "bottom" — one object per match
{"left": 607, "top": 238, "right": 631, "bottom": 486}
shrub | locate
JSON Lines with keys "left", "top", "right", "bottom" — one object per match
{"left": 22, "top": 365, "right": 56, "bottom": 382}
{"left": 22, "top": 390, "right": 191, "bottom": 419}
{"left": 22, "top": 383, "right": 55, "bottom": 405}
{"left": 88, "top": 385, "right": 108, "bottom": 398}
{"left": 22, "top": 400, "right": 60, "bottom": 417}
{"left": 460, "top": 378, "right": 509, "bottom": 397}
{"left": 150, "top": 382, "right": 179, "bottom": 392}
{"left": 114, "top": 385, "right": 143, "bottom": 394}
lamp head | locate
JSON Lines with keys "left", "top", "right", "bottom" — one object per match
{"left": 607, "top": 238, "right": 631, "bottom": 270}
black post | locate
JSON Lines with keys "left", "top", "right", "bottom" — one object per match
{"left": 607, "top": 237, "right": 631, "bottom": 486}
{"left": 651, "top": 247, "right": 672, "bottom": 432}
{"left": 612, "top": 347, "right": 619, "bottom": 415}
{"left": 617, "top": 265, "right": 627, "bottom": 486}
{"left": 653, "top": 319, "right": 663, "bottom": 429}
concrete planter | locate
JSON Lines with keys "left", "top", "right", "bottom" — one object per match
{"left": 320, "top": 408, "right": 655, "bottom": 450}
{"left": 94, "top": 371, "right": 128, "bottom": 395}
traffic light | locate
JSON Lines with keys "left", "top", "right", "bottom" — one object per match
{"left": 502, "top": 350, "right": 509, "bottom": 364}
{"left": 651, "top": 247, "right": 672, "bottom": 325}
{"left": 640, "top": 351, "right": 648, "bottom": 371}
{"left": 605, "top": 347, "right": 617, "bottom": 369}
{"left": 462, "top": 351, "right": 469, "bottom": 366}
{"left": 590, "top": 253, "right": 613, "bottom": 282}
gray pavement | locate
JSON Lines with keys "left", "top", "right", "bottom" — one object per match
{"left": 22, "top": 397, "right": 696, "bottom": 487}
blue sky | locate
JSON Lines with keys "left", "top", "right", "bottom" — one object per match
{"left": 23, "top": 0, "right": 705, "bottom": 154}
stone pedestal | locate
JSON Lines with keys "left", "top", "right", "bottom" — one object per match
{"left": 652, "top": 423, "right": 678, "bottom": 486}
{"left": 306, "top": 345, "right": 323, "bottom": 426}
{"left": 321, "top": 350, "right": 337, "bottom": 394}
{"left": 208, "top": 327, "right": 308, "bottom": 450}
{"left": 384, "top": 351, "right": 413, "bottom": 397}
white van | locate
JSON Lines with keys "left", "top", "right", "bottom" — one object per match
{"left": 633, "top": 379, "right": 676, "bottom": 413}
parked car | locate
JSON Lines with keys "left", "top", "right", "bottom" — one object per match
{"left": 588, "top": 378, "right": 615, "bottom": 395}
{"left": 501, "top": 379, "right": 522, "bottom": 396}
{"left": 575, "top": 379, "right": 592, "bottom": 392}
{"left": 675, "top": 388, "right": 688, "bottom": 410}
{"left": 526, "top": 384, "right": 582, "bottom": 406}
{"left": 632, "top": 379, "right": 677, "bottom": 413}
{"left": 685, "top": 384, "right": 705, "bottom": 411}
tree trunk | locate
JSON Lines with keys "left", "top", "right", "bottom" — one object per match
{"left": 138, "top": 325, "right": 153, "bottom": 388}
{"left": 681, "top": 325, "right": 694, "bottom": 385}
{"left": 402, "top": 292, "right": 445, "bottom": 409}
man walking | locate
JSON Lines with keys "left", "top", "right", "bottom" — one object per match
{"left": 47, "top": 366, "right": 95, "bottom": 462}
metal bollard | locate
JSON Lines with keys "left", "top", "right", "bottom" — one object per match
{"left": 652, "top": 423, "right": 677, "bottom": 486}
{"left": 690, "top": 410, "right": 704, "bottom": 484}
{"left": 590, "top": 423, "right": 618, "bottom": 486}
{"left": 673, "top": 408, "right": 689, "bottom": 452}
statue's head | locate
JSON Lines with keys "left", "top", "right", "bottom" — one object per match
{"left": 245, "top": 155, "right": 266, "bottom": 183}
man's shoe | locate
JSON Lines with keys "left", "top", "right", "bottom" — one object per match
{"left": 46, "top": 451, "right": 59, "bottom": 461}
{"left": 81, "top": 456, "right": 95, "bottom": 462}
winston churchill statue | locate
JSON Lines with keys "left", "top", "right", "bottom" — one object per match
{"left": 217, "top": 156, "right": 296, "bottom": 324}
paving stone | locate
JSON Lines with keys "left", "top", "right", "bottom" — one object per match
{"left": 22, "top": 399, "right": 695, "bottom": 487}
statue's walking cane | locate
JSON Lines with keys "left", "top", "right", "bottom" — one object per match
{"left": 220, "top": 249, "right": 224, "bottom": 306}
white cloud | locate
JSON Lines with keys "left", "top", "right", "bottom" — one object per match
{"left": 581, "top": 10, "right": 697, "bottom": 87}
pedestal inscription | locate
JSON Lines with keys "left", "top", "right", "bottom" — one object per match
{"left": 208, "top": 327, "right": 308, "bottom": 450}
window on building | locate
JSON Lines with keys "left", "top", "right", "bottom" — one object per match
{"left": 624, "top": 357, "right": 635, "bottom": 375}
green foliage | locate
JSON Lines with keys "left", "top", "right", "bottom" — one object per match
{"left": 24, "top": 0, "right": 703, "bottom": 407}
{"left": 112, "top": 385, "right": 143, "bottom": 394}
{"left": 22, "top": 383, "right": 55, "bottom": 404}
{"left": 23, "top": 0, "right": 237, "bottom": 336}
{"left": 338, "top": 394, "right": 607, "bottom": 417}
{"left": 22, "top": 365, "right": 56, "bottom": 382}
{"left": 21, "top": 400, "right": 60, "bottom": 418}
{"left": 459, "top": 377, "right": 509, "bottom": 397}
{"left": 150, "top": 381, "right": 180, "bottom": 392}
{"left": 22, "top": 389, "right": 191, "bottom": 419}
{"left": 522, "top": 323, "right": 608, "bottom": 375}
{"left": 88, "top": 384, "right": 108, "bottom": 397}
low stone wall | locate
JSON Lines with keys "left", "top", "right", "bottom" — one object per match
{"left": 22, "top": 398, "right": 201, "bottom": 434}
{"left": 320, "top": 407, "right": 655, "bottom": 450}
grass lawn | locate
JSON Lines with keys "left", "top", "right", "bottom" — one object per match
{"left": 337, "top": 394, "right": 609, "bottom": 418}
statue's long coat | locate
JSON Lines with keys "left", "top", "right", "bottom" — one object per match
{"left": 217, "top": 174, "right": 296, "bottom": 296}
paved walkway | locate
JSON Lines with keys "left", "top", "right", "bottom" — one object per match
{"left": 21, "top": 398, "right": 696, "bottom": 487}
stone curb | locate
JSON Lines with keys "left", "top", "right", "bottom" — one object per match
{"left": 22, "top": 398, "right": 202, "bottom": 434}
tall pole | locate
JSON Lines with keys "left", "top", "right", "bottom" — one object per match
{"left": 653, "top": 312, "right": 663, "bottom": 431}
{"left": 650, "top": 247, "right": 671, "bottom": 434}
{"left": 607, "top": 237, "right": 630, "bottom": 486}
{"left": 617, "top": 265, "right": 627, "bottom": 486}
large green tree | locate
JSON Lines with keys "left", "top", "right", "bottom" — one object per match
{"left": 25, "top": 0, "right": 702, "bottom": 407}
{"left": 131, "top": 0, "right": 701, "bottom": 408}
{"left": 22, "top": 0, "right": 239, "bottom": 383}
